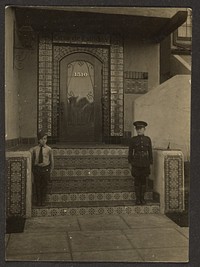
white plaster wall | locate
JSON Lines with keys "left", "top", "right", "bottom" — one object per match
{"left": 170, "top": 54, "right": 191, "bottom": 76}
{"left": 124, "top": 38, "right": 160, "bottom": 132}
{"left": 133, "top": 75, "right": 191, "bottom": 160}
{"left": 5, "top": 7, "right": 20, "bottom": 140}
{"left": 19, "top": 43, "right": 38, "bottom": 138}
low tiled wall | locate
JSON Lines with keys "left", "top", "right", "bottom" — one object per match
{"left": 5, "top": 148, "right": 185, "bottom": 217}
{"left": 6, "top": 151, "right": 32, "bottom": 218}
{"left": 153, "top": 149, "right": 185, "bottom": 214}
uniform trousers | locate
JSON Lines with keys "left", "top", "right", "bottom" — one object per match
{"left": 33, "top": 165, "right": 50, "bottom": 205}
{"left": 131, "top": 166, "right": 150, "bottom": 204}
{"left": 131, "top": 166, "right": 150, "bottom": 186}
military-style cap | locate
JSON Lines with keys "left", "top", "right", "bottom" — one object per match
{"left": 133, "top": 121, "right": 148, "bottom": 128}
{"left": 37, "top": 130, "right": 48, "bottom": 140}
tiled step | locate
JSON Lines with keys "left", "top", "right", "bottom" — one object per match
{"left": 53, "top": 147, "right": 129, "bottom": 168}
{"left": 47, "top": 178, "right": 134, "bottom": 193}
{"left": 45, "top": 191, "right": 154, "bottom": 202}
{"left": 32, "top": 146, "right": 160, "bottom": 218}
{"left": 54, "top": 156, "right": 129, "bottom": 169}
{"left": 32, "top": 201, "right": 160, "bottom": 217}
{"left": 51, "top": 168, "right": 131, "bottom": 178}
{"left": 53, "top": 147, "right": 128, "bottom": 156}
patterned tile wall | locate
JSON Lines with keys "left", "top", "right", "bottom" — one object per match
{"left": 110, "top": 36, "right": 124, "bottom": 136}
{"left": 38, "top": 33, "right": 53, "bottom": 135}
{"left": 6, "top": 158, "right": 27, "bottom": 217}
{"left": 38, "top": 33, "right": 124, "bottom": 138}
{"left": 164, "top": 155, "right": 184, "bottom": 212}
{"left": 32, "top": 204, "right": 160, "bottom": 217}
{"left": 124, "top": 71, "right": 148, "bottom": 94}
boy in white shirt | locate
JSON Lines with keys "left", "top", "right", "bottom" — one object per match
{"left": 31, "top": 130, "right": 54, "bottom": 206}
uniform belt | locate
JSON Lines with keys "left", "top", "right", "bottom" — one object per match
{"left": 33, "top": 164, "right": 50, "bottom": 171}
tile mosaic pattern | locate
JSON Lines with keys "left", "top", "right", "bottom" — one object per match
{"left": 6, "top": 158, "right": 27, "bottom": 217}
{"left": 48, "top": 179, "right": 134, "bottom": 193}
{"left": 110, "top": 36, "right": 124, "bottom": 136}
{"left": 54, "top": 156, "right": 129, "bottom": 169}
{"left": 32, "top": 204, "right": 160, "bottom": 217}
{"left": 124, "top": 71, "right": 148, "bottom": 94}
{"left": 164, "top": 155, "right": 184, "bottom": 212}
{"left": 38, "top": 32, "right": 124, "bottom": 138}
{"left": 53, "top": 147, "right": 128, "bottom": 156}
{"left": 53, "top": 147, "right": 129, "bottom": 168}
{"left": 46, "top": 192, "right": 153, "bottom": 203}
{"left": 53, "top": 32, "right": 111, "bottom": 46}
{"left": 38, "top": 33, "right": 53, "bottom": 135}
{"left": 52, "top": 168, "right": 131, "bottom": 178}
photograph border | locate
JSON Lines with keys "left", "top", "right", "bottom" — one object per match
{"left": 1, "top": 0, "right": 200, "bottom": 266}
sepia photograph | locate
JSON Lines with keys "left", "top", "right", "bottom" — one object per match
{"left": 4, "top": 4, "right": 191, "bottom": 263}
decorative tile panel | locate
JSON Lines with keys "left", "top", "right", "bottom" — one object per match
{"left": 38, "top": 33, "right": 53, "bottom": 135}
{"left": 53, "top": 33, "right": 111, "bottom": 45}
{"left": 53, "top": 147, "right": 128, "bottom": 156}
{"left": 124, "top": 71, "right": 148, "bottom": 94}
{"left": 32, "top": 204, "right": 160, "bottom": 217}
{"left": 110, "top": 36, "right": 124, "bottom": 136}
{"left": 52, "top": 168, "right": 131, "bottom": 178}
{"left": 46, "top": 192, "right": 153, "bottom": 202}
{"left": 6, "top": 158, "right": 27, "bottom": 217}
{"left": 164, "top": 155, "right": 184, "bottom": 212}
{"left": 38, "top": 32, "right": 124, "bottom": 138}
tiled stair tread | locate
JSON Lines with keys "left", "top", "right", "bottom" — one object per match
{"left": 54, "top": 155, "right": 128, "bottom": 158}
{"left": 45, "top": 193, "right": 153, "bottom": 202}
{"left": 45, "top": 191, "right": 153, "bottom": 198}
{"left": 48, "top": 188, "right": 135, "bottom": 193}
{"left": 33, "top": 200, "right": 159, "bottom": 208}
{"left": 54, "top": 164, "right": 129, "bottom": 169}
{"left": 50, "top": 176, "right": 132, "bottom": 180}
{"left": 52, "top": 144, "right": 128, "bottom": 148}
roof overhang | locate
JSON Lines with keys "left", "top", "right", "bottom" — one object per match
{"left": 14, "top": 7, "right": 188, "bottom": 43}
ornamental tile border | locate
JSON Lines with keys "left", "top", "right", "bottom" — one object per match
{"left": 52, "top": 168, "right": 131, "bottom": 177}
{"left": 53, "top": 148, "right": 129, "bottom": 156}
{"left": 32, "top": 204, "right": 160, "bottom": 217}
{"left": 164, "top": 155, "right": 184, "bottom": 212}
{"left": 54, "top": 157, "right": 129, "bottom": 168}
{"left": 39, "top": 33, "right": 124, "bottom": 138}
{"left": 46, "top": 192, "right": 153, "bottom": 202}
{"left": 6, "top": 158, "right": 27, "bottom": 217}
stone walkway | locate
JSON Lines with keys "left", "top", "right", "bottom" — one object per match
{"left": 5, "top": 214, "right": 189, "bottom": 262}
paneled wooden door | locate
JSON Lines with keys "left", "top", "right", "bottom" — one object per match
{"left": 59, "top": 53, "right": 103, "bottom": 142}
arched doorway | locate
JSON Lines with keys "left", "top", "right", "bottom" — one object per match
{"left": 59, "top": 53, "right": 103, "bottom": 142}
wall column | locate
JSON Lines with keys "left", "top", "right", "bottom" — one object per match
{"left": 153, "top": 149, "right": 185, "bottom": 214}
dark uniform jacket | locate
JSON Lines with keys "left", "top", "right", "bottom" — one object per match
{"left": 128, "top": 135, "right": 153, "bottom": 167}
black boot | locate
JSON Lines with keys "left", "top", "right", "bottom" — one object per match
{"left": 135, "top": 186, "right": 141, "bottom": 205}
{"left": 140, "top": 185, "right": 146, "bottom": 205}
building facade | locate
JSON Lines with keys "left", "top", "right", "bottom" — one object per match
{"left": 5, "top": 7, "right": 190, "bottom": 149}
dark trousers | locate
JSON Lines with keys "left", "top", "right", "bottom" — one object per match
{"left": 33, "top": 166, "right": 50, "bottom": 205}
{"left": 131, "top": 166, "right": 148, "bottom": 204}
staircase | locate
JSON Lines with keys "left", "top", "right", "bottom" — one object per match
{"left": 32, "top": 146, "right": 160, "bottom": 217}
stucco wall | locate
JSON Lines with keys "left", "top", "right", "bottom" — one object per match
{"left": 133, "top": 75, "right": 191, "bottom": 160}
{"left": 5, "top": 7, "right": 20, "bottom": 140}
{"left": 124, "top": 38, "right": 160, "bottom": 132}
{"left": 19, "top": 42, "right": 38, "bottom": 138}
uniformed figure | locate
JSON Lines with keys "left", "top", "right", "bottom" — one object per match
{"left": 128, "top": 121, "right": 153, "bottom": 205}
{"left": 30, "top": 130, "right": 54, "bottom": 206}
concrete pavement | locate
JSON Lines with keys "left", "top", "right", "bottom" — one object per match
{"left": 5, "top": 214, "right": 189, "bottom": 262}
